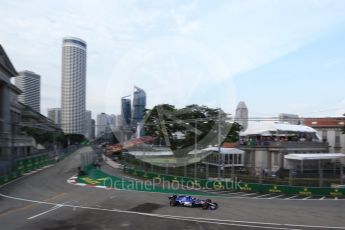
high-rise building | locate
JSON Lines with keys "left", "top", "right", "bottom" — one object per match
{"left": 90, "top": 119, "right": 96, "bottom": 139}
{"left": 97, "top": 113, "right": 110, "bottom": 137}
{"left": 61, "top": 37, "right": 87, "bottom": 135}
{"left": 115, "top": 115, "right": 122, "bottom": 130}
{"left": 47, "top": 108, "right": 61, "bottom": 125}
{"left": 85, "top": 110, "right": 92, "bottom": 139}
{"left": 234, "top": 101, "right": 248, "bottom": 131}
{"left": 121, "top": 97, "right": 131, "bottom": 127}
{"left": 109, "top": 114, "right": 117, "bottom": 131}
{"left": 279, "top": 113, "right": 301, "bottom": 125}
{"left": 132, "top": 86, "right": 146, "bottom": 127}
{"left": 15, "top": 70, "right": 41, "bottom": 113}
{"left": 1, "top": 45, "right": 52, "bottom": 174}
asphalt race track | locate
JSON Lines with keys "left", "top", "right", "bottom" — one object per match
{"left": 1, "top": 147, "right": 345, "bottom": 230}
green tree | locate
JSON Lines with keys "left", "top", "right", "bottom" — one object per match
{"left": 21, "top": 126, "right": 65, "bottom": 146}
{"left": 64, "top": 134, "right": 86, "bottom": 146}
{"left": 223, "top": 122, "right": 242, "bottom": 143}
{"left": 143, "top": 104, "right": 177, "bottom": 147}
{"left": 142, "top": 104, "right": 229, "bottom": 151}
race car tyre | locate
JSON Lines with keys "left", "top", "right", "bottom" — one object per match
{"left": 170, "top": 200, "right": 177, "bottom": 206}
{"left": 202, "top": 203, "right": 209, "bottom": 210}
{"left": 209, "top": 203, "right": 218, "bottom": 210}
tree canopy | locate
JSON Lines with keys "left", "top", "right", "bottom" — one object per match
{"left": 142, "top": 104, "right": 242, "bottom": 152}
{"left": 21, "top": 126, "right": 65, "bottom": 146}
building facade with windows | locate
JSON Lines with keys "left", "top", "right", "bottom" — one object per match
{"left": 84, "top": 110, "right": 92, "bottom": 140}
{"left": 96, "top": 113, "right": 111, "bottom": 137}
{"left": 304, "top": 117, "right": 345, "bottom": 154}
{"left": 90, "top": 119, "right": 95, "bottom": 139}
{"left": 279, "top": 113, "right": 301, "bottom": 125}
{"left": 240, "top": 121, "right": 329, "bottom": 175}
{"left": 15, "top": 70, "right": 41, "bottom": 113}
{"left": 234, "top": 101, "right": 248, "bottom": 131}
{"left": 132, "top": 86, "right": 146, "bottom": 127}
{"left": 47, "top": 108, "right": 61, "bottom": 125}
{"left": 61, "top": 37, "right": 87, "bottom": 135}
{"left": 0, "top": 45, "right": 35, "bottom": 174}
{"left": 121, "top": 97, "right": 131, "bottom": 127}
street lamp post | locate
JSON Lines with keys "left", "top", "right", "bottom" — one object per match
{"left": 340, "top": 160, "right": 344, "bottom": 185}
{"left": 190, "top": 119, "right": 211, "bottom": 180}
{"left": 194, "top": 121, "right": 197, "bottom": 180}
{"left": 340, "top": 113, "right": 344, "bottom": 185}
{"left": 217, "top": 110, "right": 221, "bottom": 179}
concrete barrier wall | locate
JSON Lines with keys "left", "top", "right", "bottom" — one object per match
{"left": 0, "top": 146, "right": 79, "bottom": 186}
{"left": 0, "top": 154, "right": 51, "bottom": 185}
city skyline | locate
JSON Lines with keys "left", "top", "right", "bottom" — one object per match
{"left": 1, "top": 1, "right": 345, "bottom": 119}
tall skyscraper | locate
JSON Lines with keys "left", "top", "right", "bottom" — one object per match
{"left": 15, "top": 70, "right": 41, "bottom": 113}
{"left": 109, "top": 114, "right": 117, "bottom": 131}
{"left": 97, "top": 113, "right": 110, "bottom": 137}
{"left": 121, "top": 96, "right": 131, "bottom": 127}
{"left": 61, "top": 37, "right": 87, "bottom": 135}
{"left": 47, "top": 108, "right": 61, "bottom": 125}
{"left": 115, "top": 115, "right": 122, "bottom": 130}
{"left": 90, "top": 119, "right": 96, "bottom": 139}
{"left": 132, "top": 86, "right": 146, "bottom": 127}
{"left": 85, "top": 110, "right": 92, "bottom": 139}
{"left": 234, "top": 101, "right": 249, "bottom": 131}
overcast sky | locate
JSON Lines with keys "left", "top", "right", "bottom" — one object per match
{"left": 1, "top": 0, "right": 345, "bottom": 119}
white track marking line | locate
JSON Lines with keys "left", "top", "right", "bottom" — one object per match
{"left": 2, "top": 193, "right": 345, "bottom": 230}
{"left": 154, "top": 216, "right": 302, "bottom": 230}
{"left": 122, "top": 175, "right": 141, "bottom": 182}
{"left": 268, "top": 194, "right": 285, "bottom": 199}
{"left": 303, "top": 196, "right": 312, "bottom": 200}
{"left": 227, "top": 192, "right": 245, "bottom": 195}
{"left": 65, "top": 177, "right": 345, "bottom": 202}
{"left": 27, "top": 204, "right": 63, "bottom": 220}
{"left": 239, "top": 193, "right": 258, "bottom": 197}
{"left": 320, "top": 196, "right": 325, "bottom": 200}
{"left": 208, "top": 190, "right": 230, "bottom": 194}
{"left": 254, "top": 194, "right": 272, "bottom": 199}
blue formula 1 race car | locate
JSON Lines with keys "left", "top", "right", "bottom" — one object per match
{"left": 169, "top": 195, "right": 218, "bottom": 210}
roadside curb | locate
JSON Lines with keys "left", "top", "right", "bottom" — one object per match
{"left": 66, "top": 175, "right": 115, "bottom": 190}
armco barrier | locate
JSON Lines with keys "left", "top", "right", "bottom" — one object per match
{"left": 124, "top": 167, "right": 345, "bottom": 197}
